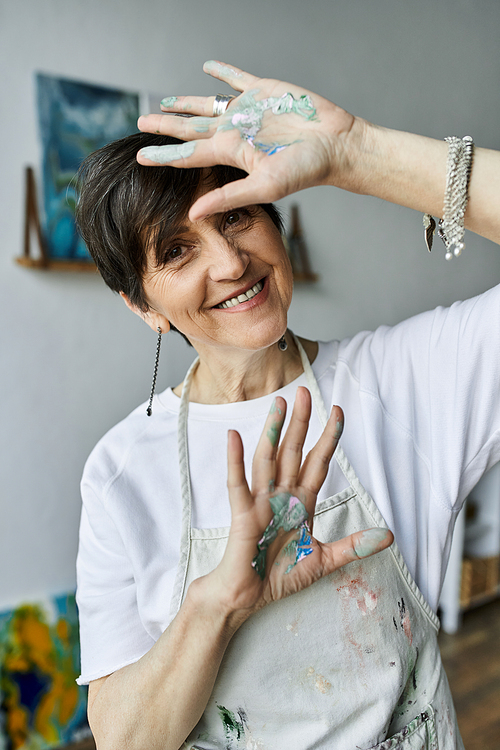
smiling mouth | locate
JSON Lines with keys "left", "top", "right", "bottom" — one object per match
{"left": 216, "top": 279, "right": 264, "bottom": 309}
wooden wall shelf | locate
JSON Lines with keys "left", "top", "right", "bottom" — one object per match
{"left": 15, "top": 256, "right": 97, "bottom": 273}
{"left": 293, "top": 272, "right": 319, "bottom": 283}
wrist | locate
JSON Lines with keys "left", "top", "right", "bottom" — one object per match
{"left": 321, "top": 114, "right": 378, "bottom": 194}
{"left": 186, "top": 575, "right": 252, "bottom": 637}
{"left": 326, "top": 117, "right": 450, "bottom": 217}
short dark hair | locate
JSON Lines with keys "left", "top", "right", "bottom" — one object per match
{"left": 75, "top": 133, "right": 283, "bottom": 341}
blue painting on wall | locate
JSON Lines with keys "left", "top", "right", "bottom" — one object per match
{"left": 36, "top": 74, "right": 140, "bottom": 262}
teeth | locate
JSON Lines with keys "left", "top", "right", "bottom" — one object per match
{"left": 218, "top": 280, "right": 264, "bottom": 309}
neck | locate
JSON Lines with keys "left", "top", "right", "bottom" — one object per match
{"left": 175, "top": 334, "right": 318, "bottom": 404}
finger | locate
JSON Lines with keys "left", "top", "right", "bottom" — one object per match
{"left": 226, "top": 429, "right": 253, "bottom": 514}
{"left": 251, "top": 397, "right": 287, "bottom": 496}
{"left": 189, "top": 172, "right": 283, "bottom": 222}
{"left": 203, "top": 60, "right": 259, "bottom": 92}
{"left": 298, "top": 405, "right": 344, "bottom": 497}
{"left": 275, "top": 387, "right": 311, "bottom": 488}
{"left": 331, "top": 528, "right": 394, "bottom": 568}
{"left": 138, "top": 113, "right": 218, "bottom": 139}
{"left": 137, "top": 135, "right": 225, "bottom": 168}
{"left": 159, "top": 95, "right": 217, "bottom": 115}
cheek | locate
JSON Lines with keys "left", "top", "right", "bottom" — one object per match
{"left": 142, "top": 268, "right": 190, "bottom": 317}
{"left": 279, "top": 251, "right": 294, "bottom": 300}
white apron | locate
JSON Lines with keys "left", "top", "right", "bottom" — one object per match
{"left": 173, "top": 339, "right": 464, "bottom": 750}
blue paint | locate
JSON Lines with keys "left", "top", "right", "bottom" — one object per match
{"left": 284, "top": 521, "right": 313, "bottom": 574}
{"left": 251, "top": 493, "right": 309, "bottom": 579}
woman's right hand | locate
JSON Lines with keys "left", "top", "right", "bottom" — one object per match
{"left": 191, "top": 386, "right": 393, "bottom": 625}
{"left": 138, "top": 60, "right": 500, "bottom": 245}
{"left": 137, "top": 61, "right": 363, "bottom": 222}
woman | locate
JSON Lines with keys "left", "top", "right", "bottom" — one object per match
{"left": 75, "top": 61, "right": 500, "bottom": 750}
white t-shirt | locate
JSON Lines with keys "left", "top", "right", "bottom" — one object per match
{"left": 76, "top": 284, "right": 500, "bottom": 685}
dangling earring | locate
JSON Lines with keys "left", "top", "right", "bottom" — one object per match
{"left": 278, "top": 334, "right": 288, "bottom": 352}
{"left": 146, "top": 327, "right": 162, "bottom": 416}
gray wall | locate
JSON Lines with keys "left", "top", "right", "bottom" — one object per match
{"left": 1, "top": 0, "right": 499, "bottom": 609}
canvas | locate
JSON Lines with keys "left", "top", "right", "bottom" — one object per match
{"left": 36, "top": 73, "right": 140, "bottom": 262}
{"left": 0, "top": 593, "right": 91, "bottom": 750}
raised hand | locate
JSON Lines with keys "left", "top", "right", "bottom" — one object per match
{"left": 137, "top": 61, "right": 360, "bottom": 221}
{"left": 196, "top": 387, "right": 393, "bottom": 621}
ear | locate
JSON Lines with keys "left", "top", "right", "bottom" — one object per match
{"left": 119, "top": 292, "right": 171, "bottom": 334}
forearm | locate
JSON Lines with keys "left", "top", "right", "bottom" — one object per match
{"left": 88, "top": 581, "right": 246, "bottom": 750}
{"left": 337, "top": 119, "right": 500, "bottom": 245}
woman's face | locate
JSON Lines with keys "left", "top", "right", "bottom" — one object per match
{"left": 141, "top": 205, "right": 293, "bottom": 355}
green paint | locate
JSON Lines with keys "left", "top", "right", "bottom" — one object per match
{"left": 204, "top": 60, "right": 243, "bottom": 78}
{"left": 251, "top": 493, "right": 309, "bottom": 579}
{"left": 334, "top": 417, "right": 344, "bottom": 440}
{"left": 267, "top": 422, "right": 280, "bottom": 447}
{"left": 282, "top": 539, "right": 298, "bottom": 575}
{"left": 217, "top": 89, "right": 318, "bottom": 155}
{"left": 354, "top": 528, "right": 388, "bottom": 558}
{"left": 282, "top": 539, "right": 298, "bottom": 557}
{"left": 160, "top": 96, "right": 178, "bottom": 108}
{"left": 267, "top": 399, "right": 284, "bottom": 446}
{"left": 192, "top": 117, "right": 212, "bottom": 133}
{"left": 139, "top": 141, "right": 196, "bottom": 164}
{"left": 268, "top": 478, "right": 275, "bottom": 493}
{"left": 216, "top": 704, "right": 245, "bottom": 741}
{"left": 269, "top": 398, "right": 283, "bottom": 416}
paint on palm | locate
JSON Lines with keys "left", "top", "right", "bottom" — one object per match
{"left": 281, "top": 521, "right": 313, "bottom": 574}
{"left": 218, "top": 89, "right": 318, "bottom": 155}
{"left": 251, "top": 493, "right": 309, "bottom": 579}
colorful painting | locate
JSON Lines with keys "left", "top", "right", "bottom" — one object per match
{"left": 36, "top": 73, "right": 140, "bottom": 262}
{"left": 0, "top": 593, "right": 91, "bottom": 750}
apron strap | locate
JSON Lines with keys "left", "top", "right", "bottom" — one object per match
{"left": 169, "top": 355, "right": 200, "bottom": 619}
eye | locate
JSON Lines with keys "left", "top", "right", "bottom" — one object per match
{"left": 225, "top": 211, "right": 242, "bottom": 226}
{"left": 156, "top": 244, "right": 189, "bottom": 267}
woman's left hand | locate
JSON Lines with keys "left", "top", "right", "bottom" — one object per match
{"left": 136, "top": 60, "right": 361, "bottom": 222}
{"left": 195, "top": 387, "right": 393, "bottom": 620}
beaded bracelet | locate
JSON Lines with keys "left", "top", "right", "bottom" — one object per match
{"left": 423, "top": 135, "right": 474, "bottom": 259}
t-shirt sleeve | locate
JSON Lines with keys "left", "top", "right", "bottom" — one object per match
{"left": 76, "top": 481, "right": 155, "bottom": 685}
{"left": 340, "top": 282, "right": 500, "bottom": 513}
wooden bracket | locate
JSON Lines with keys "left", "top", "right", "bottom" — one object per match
{"left": 286, "top": 204, "right": 318, "bottom": 283}
{"left": 16, "top": 166, "right": 96, "bottom": 272}
{"left": 16, "top": 166, "right": 49, "bottom": 268}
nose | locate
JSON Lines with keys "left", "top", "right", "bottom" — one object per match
{"left": 205, "top": 236, "right": 249, "bottom": 282}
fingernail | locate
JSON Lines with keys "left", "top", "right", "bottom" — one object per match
{"left": 160, "top": 96, "right": 177, "bottom": 108}
{"left": 354, "top": 528, "right": 389, "bottom": 558}
{"left": 139, "top": 141, "right": 196, "bottom": 164}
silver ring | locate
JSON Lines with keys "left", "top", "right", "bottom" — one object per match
{"left": 213, "top": 94, "right": 234, "bottom": 116}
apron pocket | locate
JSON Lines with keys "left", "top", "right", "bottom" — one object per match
{"left": 366, "top": 705, "right": 438, "bottom": 750}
